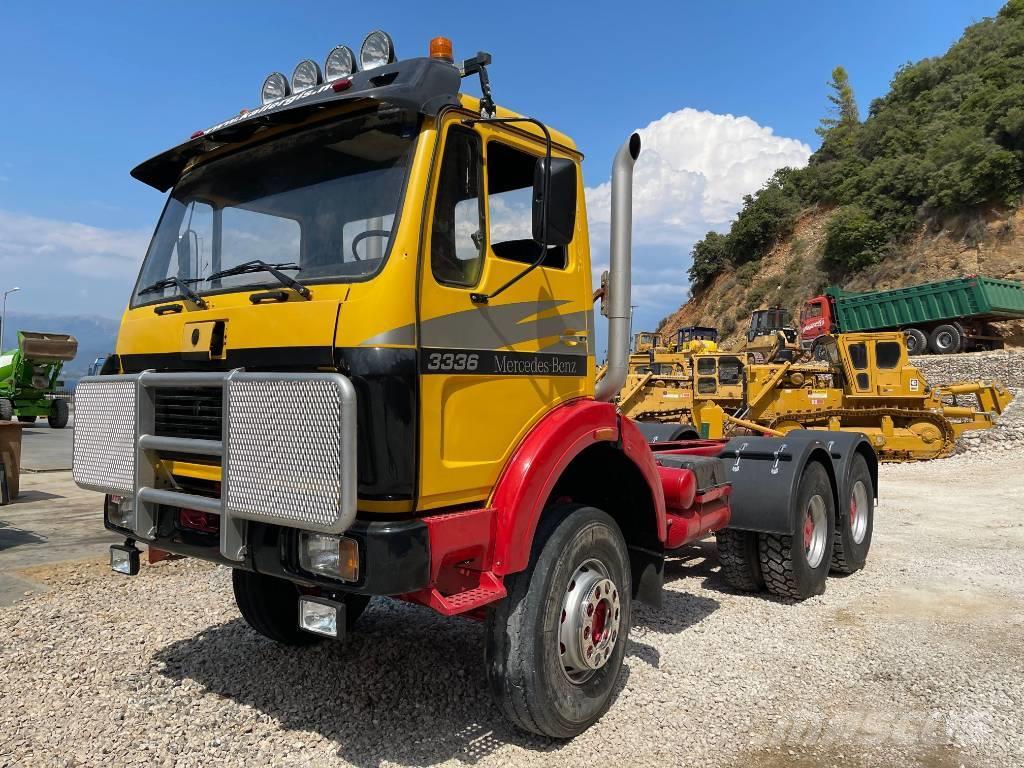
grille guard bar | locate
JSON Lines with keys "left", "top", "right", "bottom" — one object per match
{"left": 73, "top": 369, "right": 358, "bottom": 561}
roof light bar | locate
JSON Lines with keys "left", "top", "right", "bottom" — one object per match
{"left": 325, "top": 45, "right": 356, "bottom": 81}
{"left": 360, "top": 30, "right": 396, "bottom": 71}
{"left": 260, "top": 72, "right": 290, "bottom": 105}
{"left": 291, "top": 59, "right": 323, "bottom": 93}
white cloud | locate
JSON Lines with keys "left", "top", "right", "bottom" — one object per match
{"left": 584, "top": 108, "right": 811, "bottom": 333}
{"left": 0, "top": 209, "right": 149, "bottom": 278}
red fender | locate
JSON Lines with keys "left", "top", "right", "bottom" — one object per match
{"left": 488, "top": 399, "right": 667, "bottom": 576}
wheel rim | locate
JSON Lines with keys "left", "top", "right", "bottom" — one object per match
{"left": 803, "top": 495, "right": 828, "bottom": 569}
{"left": 936, "top": 331, "right": 952, "bottom": 350}
{"left": 559, "top": 558, "right": 622, "bottom": 684}
{"left": 849, "top": 480, "right": 869, "bottom": 545}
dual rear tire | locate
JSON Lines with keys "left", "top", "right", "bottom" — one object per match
{"left": 716, "top": 457, "right": 873, "bottom": 600}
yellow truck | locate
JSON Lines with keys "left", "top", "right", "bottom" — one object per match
{"left": 71, "top": 33, "right": 880, "bottom": 737}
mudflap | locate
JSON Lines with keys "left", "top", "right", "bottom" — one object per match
{"left": 717, "top": 430, "right": 875, "bottom": 536}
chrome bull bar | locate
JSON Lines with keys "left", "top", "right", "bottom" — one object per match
{"left": 72, "top": 369, "right": 358, "bottom": 561}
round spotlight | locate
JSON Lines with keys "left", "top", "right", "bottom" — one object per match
{"left": 261, "top": 72, "right": 290, "bottom": 105}
{"left": 325, "top": 45, "right": 356, "bottom": 81}
{"left": 291, "top": 59, "right": 323, "bottom": 92}
{"left": 360, "top": 30, "right": 396, "bottom": 71}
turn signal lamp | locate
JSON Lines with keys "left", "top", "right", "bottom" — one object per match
{"left": 299, "top": 532, "right": 360, "bottom": 582}
{"left": 429, "top": 36, "right": 454, "bottom": 62}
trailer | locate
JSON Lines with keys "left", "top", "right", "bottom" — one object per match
{"left": 71, "top": 34, "right": 879, "bottom": 739}
{"left": 799, "top": 276, "right": 1024, "bottom": 355}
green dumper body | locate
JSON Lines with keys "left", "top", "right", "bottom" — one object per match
{"left": 0, "top": 331, "right": 78, "bottom": 425}
{"left": 826, "top": 277, "right": 1024, "bottom": 332}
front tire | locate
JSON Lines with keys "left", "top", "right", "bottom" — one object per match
{"left": 758, "top": 462, "right": 835, "bottom": 600}
{"left": 0, "top": 399, "right": 12, "bottom": 421}
{"left": 48, "top": 399, "right": 69, "bottom": 429}
{"left": 831, "top": 454, "right": 874, "bottom": 574}
{"left": 485, "top": 504, "right": 631, "bottom": 739}
{"left": 232, "top": 569, "right": 369, "bottom": 646}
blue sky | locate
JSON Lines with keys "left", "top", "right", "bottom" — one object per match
{"left": 0, "top": 0, "right": 1006, "bottom": 337}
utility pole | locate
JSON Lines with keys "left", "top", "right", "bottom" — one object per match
{"left": 1, "top": 287, "right": 20, "bottom": 353}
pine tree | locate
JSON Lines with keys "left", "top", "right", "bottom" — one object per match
{"left": 815, "top": 66, "right": 860, "bottom": 138}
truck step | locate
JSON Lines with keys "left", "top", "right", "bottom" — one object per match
{"left": 419, "top": 572, "right": 506, "bottom": 616}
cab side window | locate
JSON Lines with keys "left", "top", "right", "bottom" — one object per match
{"left": 431, "top": 128, "right": 485, "bottom": 287}
{"left": 487, "top": 142, "right": 568, "bottom": 269}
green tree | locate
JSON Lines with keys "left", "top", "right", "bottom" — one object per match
{"left": 815, "top": 66, "right": 860, "bottom": 139}
{"left": 688, "top": 231, "right": 730, "bottom": 288}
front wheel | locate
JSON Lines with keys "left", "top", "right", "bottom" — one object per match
{"left": 0, "top": 399, "right": 12, "bottom": 421}
{"left": 904, "top": 328, "right": 928, "bottom": 356}
{"left": 485, "top": 504, "right": 631, "bottom": 739}
{"left": 48, "top": 399, "right": 69, "bottom": 429}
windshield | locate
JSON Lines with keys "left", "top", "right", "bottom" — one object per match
{"left": 132, "top": 110, "right": 419, "bottom": 306}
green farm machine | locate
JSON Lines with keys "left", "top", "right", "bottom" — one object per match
{"left": 0, "top": 331, "right": 77, "bottom": 428}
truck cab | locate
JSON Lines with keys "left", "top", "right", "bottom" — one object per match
{"left": 799, "top": 294, "right": 834, "bottom": 348}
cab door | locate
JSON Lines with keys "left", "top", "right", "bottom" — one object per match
{"left": 417, "top": 115, "right": 591, "bottom": 510}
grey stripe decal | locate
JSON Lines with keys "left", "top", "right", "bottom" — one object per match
{"left": 360, "top": 299, "right": 590, "bottom": 351}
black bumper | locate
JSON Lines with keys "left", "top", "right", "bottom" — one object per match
{"left": 105, "top": 504, "right": 430, "bottom": 596}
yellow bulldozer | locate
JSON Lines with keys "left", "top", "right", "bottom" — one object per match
{"left": 618, "top": 331, "right": 1012, "bottom": 461}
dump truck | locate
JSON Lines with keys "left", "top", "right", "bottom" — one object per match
{"left": 71, "top": 34, "right": 879, "bottom": 738}
{"left": 619, "top": 331, "right": 1011, "bottom": 461}
{"left": 0, "top": 331, "right": 77, "bottom": 427}
{"left": 800, "top": 276, "right": 1024, "bottom": 355}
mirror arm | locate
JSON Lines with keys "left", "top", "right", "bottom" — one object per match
{"left": 461, "top": 116, "right": 552, "bottom": 305}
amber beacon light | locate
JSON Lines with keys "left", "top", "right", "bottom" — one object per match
{"left": 429, "top": 36, "right": 454, "bottom": 62}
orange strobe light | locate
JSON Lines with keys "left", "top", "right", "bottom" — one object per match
{"left": 430, "top": 36, "right": 454, "bottom": 62}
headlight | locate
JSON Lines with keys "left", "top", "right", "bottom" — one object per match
{"left": 325, "top": 45, "right": 356, "bottom": 81}
{"left": 260, "top": 72, "right": 290, "bottom": 105}
{"left": 291, "top": 59, "right": 323, "bottom": 92}
{"left": 105, "top": 494, "right": 135, "bottom": 530}
{"left": 299, "top": 532, "right": 360, "bottom": 582}
{"left": 359, "top": 30, "right": 395, "bottom": 71}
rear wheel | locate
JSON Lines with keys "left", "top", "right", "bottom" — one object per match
{"left": 831, "top": 454, "right": 874, "bottom": 574}
{"left": 904, "top": 328, "right": 928, "bottom": 356}
{"left": 48, "top": 399, "right": 69, "bottom": 429}
{"left": 715, "top": 530, "right": 764, "bottom": 592}
{"left": 928, "top": 324, "right": 961, "bottom": 355}
{"left": 232, "top": 569, "right": 369, "bottom": 646}
{"left": 758, "top": 462, "right": 834, "bottom": 600}
{"left": 17, "top": 415, "right": 36, "bottom": 424}
{"left": 0, "top": 399, "right": 12, "bottom": 421}
{"left": 485, "top": 504, "right": 631, "bottom": 738}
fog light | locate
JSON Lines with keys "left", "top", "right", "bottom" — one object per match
{"left": 105, "top": 494, "right": 134, "bottom": 530}
{"left": 110, "top": 544, "right": 140, "bottom": 576}
{"left": 299, "top": 533, "right": 359, "bottom": 582}
{"left": 298, "top": 596, "right": 341, "bottom": 638}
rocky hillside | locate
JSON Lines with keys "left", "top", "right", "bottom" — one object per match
{"left": 660, "top": 203, "right": 1024, "bottom": 349}
{"left": 661, "top": 1, "right": 1024, "bottom": 348}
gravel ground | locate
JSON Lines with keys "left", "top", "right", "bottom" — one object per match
{"left": 2, "top": 378, "right": 1023, "bottom": 767}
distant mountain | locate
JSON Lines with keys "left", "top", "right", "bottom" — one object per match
{"left": 1, "top": 311, "right": 119, "bottom": 379}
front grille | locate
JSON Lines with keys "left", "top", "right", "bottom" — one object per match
{"left": 154, "top": 387, "right": 223, "bottom": 440}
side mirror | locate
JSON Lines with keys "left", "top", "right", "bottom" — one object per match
{"left": 532, "top": 157, "right": 577, "bottom": 247}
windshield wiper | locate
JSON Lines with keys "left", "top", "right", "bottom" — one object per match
{"left": 206, "top": 260, "right": 311, "bottom": 299}
{"left": 138, "top": 276, "right": 208, "bottom": 309}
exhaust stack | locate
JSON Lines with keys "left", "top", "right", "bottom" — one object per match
{"left": 595, "top": 133, "right": 641, "bottom": 402}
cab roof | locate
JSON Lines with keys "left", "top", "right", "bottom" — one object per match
{"left": 131, "top": 56, "right": 576, "bottom": 192}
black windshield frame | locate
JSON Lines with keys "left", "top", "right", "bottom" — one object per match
{"left": 130, "top": 109, "right": 422, "bottom": 308}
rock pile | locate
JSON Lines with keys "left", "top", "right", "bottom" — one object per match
{"left": 913, "top": 348, "right": 1024, "bottom": 388}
